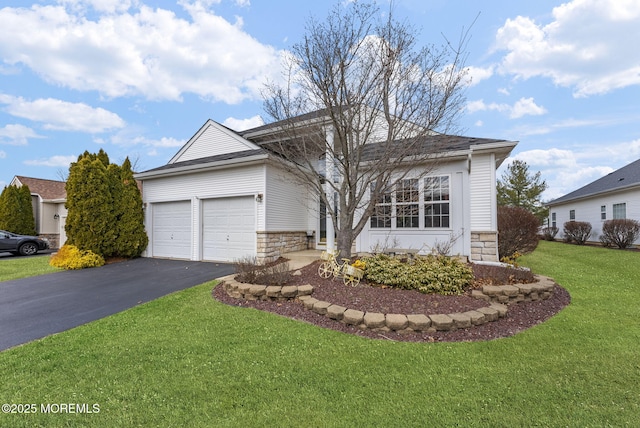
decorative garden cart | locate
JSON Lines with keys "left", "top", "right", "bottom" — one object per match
{"left": 317, "top": 250, "right": 364, "bottom": 286}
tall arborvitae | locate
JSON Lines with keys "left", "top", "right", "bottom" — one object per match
{"left": 0, "top": 184, "right": 36, "bottom": 235}
{"left": 114, "top": 158, "right": 148, "bottom": 258}
{"left": 65, "top": 151, "right": 147, "bottom": 258}
{"left": 65, "top": 156, "right": 116, "bottom": 256}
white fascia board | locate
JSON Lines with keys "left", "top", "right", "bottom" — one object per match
{"left": 135, "top": 154, "right": 270, "bottom": 180}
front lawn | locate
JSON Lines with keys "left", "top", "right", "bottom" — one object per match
{"left": 0, "top": 255, "right": 60, "bottom": 281}
{"left": 0, "top": 241, "right": 638, "bottom": 426}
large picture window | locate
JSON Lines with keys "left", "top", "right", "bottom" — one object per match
{"left": 424, "top": 176, "right": 450, "bottom": 228}
{"left": 395, "top": 179, "right": 419, "bottom": 228}
{"left": 369, "top": 176, "right": 451, "bottom": 229}
{"left": 613, "top": 203, "right": 626, "bottom": 219}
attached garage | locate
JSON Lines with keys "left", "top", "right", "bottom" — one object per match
{"left": 152, "top": 200, "right": 191, "bottom": 259}
{"left": 202, "top": 196, "right": 256, "bottom": 262}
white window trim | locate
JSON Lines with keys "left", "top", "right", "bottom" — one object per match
{"left": 370, "top": 175, "right": 452, "bottom": 230}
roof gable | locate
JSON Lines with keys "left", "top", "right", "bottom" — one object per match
{"left": 11, "top": 176, "right": 67, "bottom": 200}
{"left": 169, "top": 119, "right": 260, "bottom": 164}
{"left": 548, "top": 158, "right": 640, "bottom": 205}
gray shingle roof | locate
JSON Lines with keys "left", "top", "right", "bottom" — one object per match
{"left": 547, "top": 158, "right": 640, "bottom": 205}
{"left": 139, "top": 149, "right": 267, "bottom": 174}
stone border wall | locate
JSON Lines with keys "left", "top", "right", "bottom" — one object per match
{"left": 39, "top": 233, "right": 60, "bottom": 250}
{"left": 222, "top": 275, "right": 556, "bottom": 334}
{"left": 256, "top": 231, "right": 309, "bottom": 263}
{"left": 470, "top": 231, "right": 498, "bottom": 262}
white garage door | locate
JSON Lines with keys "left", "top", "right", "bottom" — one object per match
{"left": 152, "top": 201, "right": 191, "bottom": 259}
{"left": 202, "top": 196, "right": 255, "bottom": 262}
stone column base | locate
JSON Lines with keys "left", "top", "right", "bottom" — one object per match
{"left": 470, "top": 231, "right": 498, "bottom": 262}
{"left": 256, "top": 231, "right": 310, "bottom": 263}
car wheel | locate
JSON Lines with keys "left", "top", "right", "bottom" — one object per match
{"left": 18, "top": 242, "right": 39, "bottom": 256}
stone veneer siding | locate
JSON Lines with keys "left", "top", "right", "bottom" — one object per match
{"left": 39, "top": 233, "right": 60, "bottom": 250}
{"left": 256, "top": 231, "right": 309, "bottom": 263}
{"left": 470, "top": 231, "right": 498, "bottom": 262}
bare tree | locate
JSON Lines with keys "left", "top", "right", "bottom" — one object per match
{"left": 261, "top": 1, "right": 470, "bottom": 257}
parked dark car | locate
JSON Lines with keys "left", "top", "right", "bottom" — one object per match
{"left": 0, "top": 230, "right": 50, "bottom": 256}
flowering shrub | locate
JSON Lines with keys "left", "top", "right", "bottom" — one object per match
{"left": 362, "top": 254, "right": 473, "bottom": 295}
{"left": 500, "top": 251, "right": 522, "bottom": 268}
{"left": 49, "top": 245, "right": 105, "bottom": 270}
{"left": 351, "top": 259, "right": 366, "bottom": 270}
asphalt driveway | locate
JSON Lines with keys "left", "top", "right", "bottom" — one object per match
{"left": 0, "top": 257, "right": 234, "bottom": 351}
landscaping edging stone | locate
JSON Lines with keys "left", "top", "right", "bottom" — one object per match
{"left": 221, "top": 275, "right": 556, "bottom": 333}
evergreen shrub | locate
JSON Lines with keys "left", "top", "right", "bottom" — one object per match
{"left": 362, "top": 254, "right": 473, "bottom": 295}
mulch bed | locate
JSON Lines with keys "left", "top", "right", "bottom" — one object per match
{"left": 212, "top": 260, "right": 571, "bottom": 342}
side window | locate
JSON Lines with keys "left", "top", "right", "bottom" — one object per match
{"left": 613, "top": 203, "right": 626, "bottom": 219}
{"left": 569, "top": 210, "right": 575, "bottom": 221}
{"left": 601, "top": 205, "right": 606, "bottom": 220}
{"left": 395, "top": 179, "right": 419, "bottom": 228}
{"left": 551, "top": 212, "right": 557, "bottom": 228}
{"left": 424, "top": 176, "right": 450, "bottom": 228}
{"left": 370, "top": 184, "right": 392, "bottom": 228}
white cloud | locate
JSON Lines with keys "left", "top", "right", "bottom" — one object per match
{"left": 0, "top": 150, "right": 6, "bottom": 159}
{"left": 494, "top": 0, "right": 640, "bottom": 97}
{"left": 24, "top": 155, "right": 77, "bottom": 168}
{"left": 0, "top": 94, "right": 125, "bottom": 133}
{"left": 0, "top": 124, "right": 44, "bottom": 145}
{"left": 223, "top": 115, "right": 264, "bottom": 131}
{"left": 466, "top": 97, "right": 546, "bottom": 119}
{"left": 509, "top": 97, "right": 547, "bottom": 119}
{"left": 109, "top": 130, "right": 184, "bottom": 148}
{"left": 0, "top": 3, "right": 283, "bottom": 103}
{"left": 474, "top": 120, "right": 483, "bottom": 127}
{"left": 465, "top": 65, "right": 494, "bottom": 87}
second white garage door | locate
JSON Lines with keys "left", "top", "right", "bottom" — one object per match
{"left": 202, "top": 196, "right": 255, "bottom": 262}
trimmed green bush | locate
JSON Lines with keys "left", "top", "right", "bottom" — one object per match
{"left": 362, "top": 254, "right": 473, "bottom": 295}
{"left": 49, "top": 245, "right": 105, "bottom": 270}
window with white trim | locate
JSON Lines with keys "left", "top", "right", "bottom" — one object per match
{"left": 551, "top": 212, "right": 557, "bottom": 228}
{"left": 601, "top": 205, "right": 606, "bottom": 220}
{"left": 613, "top": 203, "right": 626, "bottom": 219}
{"left": 424, "top": 176, "right": 450, "bottom": 228}
{"left": 569, "top": 210, "right": 575, "bottom": 221}
{"left": 369, "top": 184, "right": 392, "bottom": 228}
{"left": 395, "top": 179, "right": 419, "bottom": 228}
{"left": 369, "top": 176, "right": 451, "bottom": 229}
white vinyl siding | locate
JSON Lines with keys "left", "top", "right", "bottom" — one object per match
{"left": 171, "top": 121, "right": 258, "bottom": 163}
{"left": 264, "top": 165, "right": 310, "bottom": 231}
{"left": 469, "top": 153, "right": 495, "bottom": 230}
{"left": 548, "top": 188, "right": 640, "bottom": 244}
{"left": 142, "top": 163, "right": 265, "bottom": 260}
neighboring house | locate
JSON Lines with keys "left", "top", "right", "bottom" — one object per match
{"left": 134, "top": 111, "right": 517, "bottom": 263}
{"left": 9, "top": 176, "right": 67, "bottom": 249}
{"left": 546, "top": 158, "right": 640, "bottom": 244}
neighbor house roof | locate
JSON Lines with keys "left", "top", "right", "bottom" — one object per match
{"left": 547, "top": 158, "right": 640, "bottom": 206}
{"left": 12, "top": 176, "right": 67, "bottom": 200}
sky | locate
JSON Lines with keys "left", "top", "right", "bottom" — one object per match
{"left": 1, "top": 0, "right": 639, "bottom": 202}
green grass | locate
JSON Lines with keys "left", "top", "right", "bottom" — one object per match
{"left": 0, "top": 255, "right": 60, "bottom": 281}
{"left": 0, "top": 241, "right": 638, "bottom": 427}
